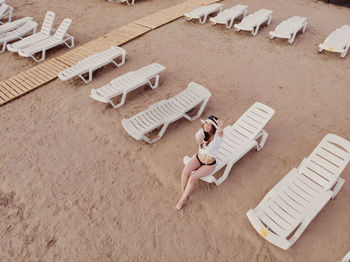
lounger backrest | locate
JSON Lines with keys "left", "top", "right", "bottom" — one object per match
{"left": 133, "top": 63, "right": 166, "bottom": 79}
{"left": 40, "top": 11, "right": 56, "bottom": 35}
{"left": 299, "top": 134, "right": 350, "bottom": 191}
{"left": 255, "top": 9, "right": 272, "bottom": 17}
{"left": 231, "top": 102, "right": 275, "bottom": 140}
{"left": 53, "top": 18, "right": 72, "bottom": 40}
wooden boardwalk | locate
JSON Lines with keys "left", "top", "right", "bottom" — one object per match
{"left": 0, "top": 0, "right": 219, "bottom": 106}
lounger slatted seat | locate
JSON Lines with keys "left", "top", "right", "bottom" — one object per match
{"left": 122, "top": 82, "right": 211, "bottom": 143}
{"left": 0, "top": 17, "right": 32, "bottom": 35}
{"left": 234, "top": 9, "right": 273, "bottom": 36}
{"left": 18, "top": 18, "right": 74, "bottom": 62}
{"left": 0, "top": 20, "right": 37, "bottom": 53}
{"left": 342, "top": 251, "right": 350, "bottom": 262}
{"left": 0, "top": 3, "right": 13, "bottom": 24}
{"left": 7, "top": 11, "right": 56, "bottom": 52}
{"left": 120, "top": 0, "right": 135, "bottom": 5}
{"left": 247, "top": 134, "right": 350, "bottom": 250}
{"left": 90, "top": 63, "right": 165, "bottom": 108}
{"left": 209, "top": 5, "right": 248, "bottom": 29}
{"left": 184, "top": 3, "right": 224, "bottom": 24}
{"left": 269, "top": 16, "right": 307, "bottom": 44}
{"left": 183, "top": 102, "right": 275, "bottom": 185}
{"left": 58, "top": 46, "right": 126, "bottom": 83}
{"left": 318, "top": 25, "right": 350, "bottom": 58}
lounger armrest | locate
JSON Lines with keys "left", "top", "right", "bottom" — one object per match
{"left": 246, "top": 209, "right": 292, "bottom": 250}
{"left": 287, "top": 190, "right": 333, "bottom": 247}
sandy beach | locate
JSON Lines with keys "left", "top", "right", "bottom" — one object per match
{"left": 0, "top": 0, "right": 350, "bottom": 261}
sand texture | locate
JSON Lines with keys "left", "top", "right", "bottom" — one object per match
{"left": 0, "top": 0, "right": 350, "bottom": 261}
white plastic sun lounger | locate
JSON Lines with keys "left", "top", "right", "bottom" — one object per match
{"left": 342, "top": 251, "right": 350, "bottom": 262}
{"left": 184, "top": 3, "right": 224, "bottom": 24}
{"left": 209, "top": 5, "right": 248, "bottom": 29}
{"left": 90, "top": 63, "right": 166, "bottom": 109}
{"left": 58, "top": 46, "right": 126, "bottom": 83}
{"left": 269, "top": 16, "right": 307, "bottom": 44}
{"left": 18, "top": 18, "right": 74, "bottom": 62}
{"left": 7, "top": 11, "right": 55, "bottom": 52}
{"left": 0, "top": 20, "right": 37, "bottom": 53}
{"left": 318, "top": 25, "right": 350, "bottom": 58}
{"left": 0, "top": 3, "right": 13, "bottom": 24}
{"left": 0, "top": 17, "right": 32, "bottom": 35}
{"left": 247, "top": 134, "right": 350, "bottom": 250}
{"left": 183, "top": 102, "right": 275, "bottom": 186}
{"left": 120, "top": 0, "right": 135, "bottom": 5}
{"left": 122, "top": 82, "right": 211, "bottom": 143}
{"left": 234, "top": 9, "right": 273, "bottom": 36}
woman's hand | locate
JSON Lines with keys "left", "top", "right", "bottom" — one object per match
{"left": 217, "top": 120, "right": 224, "bottom": 137}
{"left": 197, "top": 132, "right": 205, "bottom": 144}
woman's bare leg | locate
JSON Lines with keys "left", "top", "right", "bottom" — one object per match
{"left": 175, "top": 164, "right": 216, "bottom": 211}
{"left": 181, "top": 156, "right": 200, "bottom": 192}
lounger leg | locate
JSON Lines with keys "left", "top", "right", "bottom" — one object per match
{"left": 0, "top": 42, "right": 7, "bottom": 53}
{"left": 8, "top": 8, "right": 13, "bottom": 22}
{"left": 288, "top": 32, "right": 296, "bottom": 44}
{"left": 64, "top": 36, "right": 75, "bottom": 48}
{"left": 111, "top": 54, "right": 125, "bottom": 67}
{"left": 183, "top": 97, "right": 210, "bottom": 121}
{"left": 243, "top": 9, "right": 247, "bottom": 18}
{"left": 147, "top": 75, "right": 160, "bottom": 89}
{"left": 31, "top": 49, "right": 46, "bottom": 63}
{"left": 256, "top": 130, "right": 268, "bottom": 151}
{"left": 143, "top": 122, "right": 170, "bottom": 143}
{"left": 78, "top": 70, "right": 93, "bottom": 84}
{"left": 302, "top": 22, "right": 307, "bottom": 33}
{"left": 341, "top": 45, "right": 349, "bottom": 58}
{"left": 215, "top": 161, "right": 235, "bottom": 186}
{"left": 252, "top": 25, "right": 260, "bottom": 36}
{"left": 227, "top": 19, "right": 234, "bottom": 29}
{"left": 199, "top": 15, "right": 207, "bottom": 24}
{"left": 109, "top": 91, "right": 127, "bottom": 109}
{"left": 331, "top": 177, "right": 345, "bottom": 199}
{"left": 267, "top": 15, "right": 272, "bottom": 26}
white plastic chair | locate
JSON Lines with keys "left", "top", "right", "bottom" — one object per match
{"left": 0, "top": 3, "right": 13, "bottom": 24}
{"left": 269, "top": 16, "right": 307, "bottom": 44}
{"left": 318, "top": 25, "right": 350, "bottom": 58}
{"left": 120, "top": 0, "right": 135, "bottom": 5}
{"left": 90, "top": 63, "right": 165, "bottom": 109}
{"left": 234, "top": 9, "right": 273, "bottom": 36}
{"left": 342, "top": 251, "right": 350, "bottom": 262}
{"left": 18, "top": 18, "right": 74, "bottom": 62}
{"left": 122, "top": 82, "right": 211, "bottom": 143}
{"left": 247, "top": 134, "right": 350, "bottom": 250}
{"left": 0, "top": 20, "right": 37, "bottom": 53}
{"left": 0, "top": 16, "right": 32, "bottom": 35}
{"left": 58, "top": 46, "right": 126, "bottom": 83}
{"left": 7, "top": 11, "right": 56, "bottom": 52}
{"left": 183, "top": 102, "right": 275, "bottom": 186}
{"left": 184, "top": 3, "right": 224, "bottom": 24}
{"left": 210, "top": 4, "right": 248, "bottom": 29}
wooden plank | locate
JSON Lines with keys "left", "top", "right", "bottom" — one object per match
{"left": 16, "top": 73, "right": 37, "bottom": 88}
{"left": 7, "top": 77, "right": 30, "bottom": 92}
{"left": 20, "top": 71, "right": 41, "bottom": 86}
{"left": 0, "top": 94, "right": 6, "bottom": 103}
{"left": 0, "top": 85, "right": 11, "bottom": 100}
{"left": 0, "top": 82, "right": 18, "bottom": 98}
{"left": 26, "top": 68, "right": 51, "bottom": 83}
{"left": 42, "top": 59, "right": 68, "bottom": 75}
{"left": 37, "top": 62, "right": 61, "bottom": 77}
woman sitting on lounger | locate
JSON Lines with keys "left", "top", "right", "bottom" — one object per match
{"left": 174, "top": 115, "right": 223, "bottom": 211}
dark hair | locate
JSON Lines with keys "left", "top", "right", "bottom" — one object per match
{"left": 203, "top": 115, "right": 218, "bottom": 142}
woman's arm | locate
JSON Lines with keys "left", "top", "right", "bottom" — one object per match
{"left": 217, "top": 120, "right": 224, "bottom": 137}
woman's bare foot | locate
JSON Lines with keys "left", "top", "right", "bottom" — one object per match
{"left": 173, "top": 198, "right": 187, "bottom": 211}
